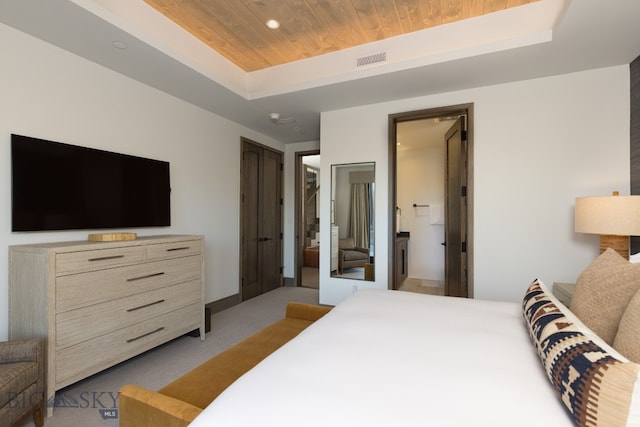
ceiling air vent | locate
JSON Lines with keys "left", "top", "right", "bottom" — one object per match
{"left": 356, "top": 52, "right": 387, "bottom": 67}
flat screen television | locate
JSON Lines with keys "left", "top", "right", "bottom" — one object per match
{"left": 11, "top": 134, "right": 171, "bottom": 232}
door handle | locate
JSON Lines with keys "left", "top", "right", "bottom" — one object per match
{"left": 441, "top": 242, "right": 447, "bottom": 247}
{"left": 258, "top": 237, "right": 273, "bottom": 242}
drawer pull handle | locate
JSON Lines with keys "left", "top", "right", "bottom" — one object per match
{"left": 88, "top": 255, "right": 125, "bottom": 262}
{"left": 166, "top": 246, "right": 190, "bottom": 252}
{"left": 127, "top": 272, "right": 165, "bottom": 282}
{"left": 126, "top": 299, "right": 166, "bottom": 312}
{"left": 126, "top": 327, "right": 165, "bottom": 343}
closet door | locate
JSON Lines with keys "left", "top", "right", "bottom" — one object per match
{"left": 241, "top": 138, "right": 283, "bottom": 301}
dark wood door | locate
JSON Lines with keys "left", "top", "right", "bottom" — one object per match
{"left": 444, "top": 117, "right": 468, "bottom": 297}
{"left": 241, "top": 139, "right": 283, "bottom": 301}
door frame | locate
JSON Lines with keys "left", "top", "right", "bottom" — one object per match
{"left": 388, "top": 103, "right": 474, "bottom": 297}
{"left": 294, "top": 149, "right": 320, "bottom": 286}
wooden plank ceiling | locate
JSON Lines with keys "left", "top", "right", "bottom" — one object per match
{"left": 144, "top": 0, "right": 539, "bottom": 72}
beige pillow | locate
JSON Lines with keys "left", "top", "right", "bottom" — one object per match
{"left": 338, "top": 238, "right": 355, "bottom": 250}
{"left": 570, "top": 247, "right": 640, "bottom": 344}
{"left": 614, "top": 288, "right": 640, "bottom": 363}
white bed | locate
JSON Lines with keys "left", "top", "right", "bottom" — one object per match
{"left": 189, "top": 280, "right": 640, "bottom": 427}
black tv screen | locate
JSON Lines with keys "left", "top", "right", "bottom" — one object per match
{"left": 11, "top": 134, "right": 171, "bottom": 232}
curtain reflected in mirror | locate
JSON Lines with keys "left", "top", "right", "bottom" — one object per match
{"left": 331, "top": 162, "right": 375, "bottom": 281}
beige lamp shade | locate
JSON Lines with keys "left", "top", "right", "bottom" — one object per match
{"left": 575, "top": 194, "right": 640, "bottom": 259}
{"left": 575, "top": 195, "right": 640, "bottom": 235}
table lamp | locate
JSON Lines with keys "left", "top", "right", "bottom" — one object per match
{"left": 574, "top": 191, "right": 640, "bottom": 259}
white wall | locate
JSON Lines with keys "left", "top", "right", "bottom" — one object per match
{"left": 319, "top": 107, "right": 389, "bottom": 304}
{"left": 320, "top": 65, "right": 630, "bottom": 305}
{"left": 0, "top": 23, "right": 285, "bottom": 340}
{"left": 397, "top": 143, "right": 445, "bottom": 282}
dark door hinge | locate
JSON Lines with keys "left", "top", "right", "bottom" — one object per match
{"left": 461, "top": 186, "right": 467, "bottom": 197}
{"left": 461, "top": 130, "right": 468, "bottom": 141}
{"left": 461, "top": 241, "right": 467, "bottom": 253}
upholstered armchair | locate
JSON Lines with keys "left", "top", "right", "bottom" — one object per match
{"left": 338, "top": 237, "right": 370, "bottom": 274}
{"left": 0, "top": 338, "right": 44, "bottom": 427}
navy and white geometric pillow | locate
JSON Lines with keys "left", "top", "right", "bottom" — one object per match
{"left": 523, "top": 280, "right": 640, "bottom": 427}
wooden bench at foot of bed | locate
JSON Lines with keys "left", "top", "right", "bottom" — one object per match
{"left": 119, "top": 302, "right": 331, "bottom": 427}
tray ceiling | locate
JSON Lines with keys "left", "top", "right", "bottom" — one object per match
{"left": 3, "top": 1, "right": 639, "bottom": 144}
{"left": 143, "top": 0, "right": 540, "bottom": 72}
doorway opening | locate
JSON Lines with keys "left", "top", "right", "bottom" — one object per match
{"left": 388, "top": 104, "right": 474, "bottom": 298}
{"left": 295, "top": 150, "right": 321, "bottom": 289}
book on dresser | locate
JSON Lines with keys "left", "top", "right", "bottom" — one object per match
{"left": 8, "top": 234, "right": 205, "bottom": 416}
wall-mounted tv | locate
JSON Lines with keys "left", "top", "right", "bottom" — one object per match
{"left": 11, "top": 134, "right": 171, "bottom": 232}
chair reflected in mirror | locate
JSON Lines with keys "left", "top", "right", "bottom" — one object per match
{"left": 338, "top": 237, "right": 369, "bottom": 274}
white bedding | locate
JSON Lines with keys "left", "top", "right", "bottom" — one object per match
{"left": 189, "top": 289, "right": 572, "bottom": 427}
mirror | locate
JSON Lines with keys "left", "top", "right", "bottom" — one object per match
{"left": 330, "top": 162, "right": 375, "bottom": 281}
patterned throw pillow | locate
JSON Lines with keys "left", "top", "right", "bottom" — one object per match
{"left": 523, "top": 280, "right": 640, "bottom": 427}
{"left": 569, "top": 248, "right": 640, "bottom": 344}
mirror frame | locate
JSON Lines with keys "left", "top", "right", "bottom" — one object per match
{"left": 330, "top": 162, "right": 375, "bottom": 281}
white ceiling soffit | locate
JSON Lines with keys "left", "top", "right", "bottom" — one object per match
{"left": 71, "top": 0, "right": 567, "bottom": 100}
{"left": 248, "top": 0, "right": 567, "bottom": 99}
{"left": 69, "top": 0, "right": 249, "bottom": 97}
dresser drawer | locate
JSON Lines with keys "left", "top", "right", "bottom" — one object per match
{"left": 56, "top": 279, "right": 202, "bottom": 349}
{"left": 56, "top": 255, "right": 201, "bottom": 313}
{"left": 146, "top": 239, "right": 201, "bottom": 261}
{"left": 56, "top": 303, "right": 201, "bottom": 389}
{"left": 56, "top": 245, "right": 145, "bottom": 275}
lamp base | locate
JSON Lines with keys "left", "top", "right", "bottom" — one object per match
{"left": 600, "top": 234, "right": 629, "bottom": 259}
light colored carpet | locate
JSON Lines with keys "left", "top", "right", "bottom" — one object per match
{"left": 20, "top": 286, "right": 319, "bottom": 427}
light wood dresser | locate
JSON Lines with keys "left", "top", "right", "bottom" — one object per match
{"left": 8, "top": 234, "right": 205, "bottom": 416}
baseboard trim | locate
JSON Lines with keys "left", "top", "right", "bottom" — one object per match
{"left": 206, "top": 280, "right": 301, "bottom": 314}
{"left": 207, "top": 293, "right": 240, "bottom": 315}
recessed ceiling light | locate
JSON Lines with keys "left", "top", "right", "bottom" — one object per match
{"left": 112, "top": 41, "right": 127, "bottom": 50}
{"left": 266, "top": 19, "right": 280, "bottom": 29}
